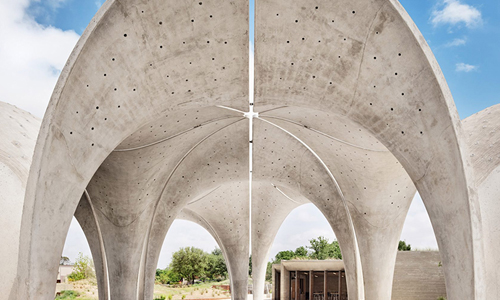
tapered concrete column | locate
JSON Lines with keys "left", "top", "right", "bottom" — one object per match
{"left": 74, "top": 193, "right": 109, "bottom": 300}
{"left": 251, "top": 182, "right": 307, "bottom": 300}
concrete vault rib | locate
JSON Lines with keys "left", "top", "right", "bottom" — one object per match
{"left": 260, "top": 115, "right": 388, "bottom": 152}
{"left": 82, "top": 190, "right": 111, "bottom": 298}
{"left": 256, "top": 117, "right": 354, "bottom": 234}
{"left": 270, "top": 183, "right": 302, "bottom": 205}
{"left": 114, "top": 116, "right": 243, "bottom": 152}
{"left": 138, "top": 118, "right": 246, "bottom": 292}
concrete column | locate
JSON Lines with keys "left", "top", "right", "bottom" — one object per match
{"left": 74, "top": 193, "right": 109, "bottom": 300}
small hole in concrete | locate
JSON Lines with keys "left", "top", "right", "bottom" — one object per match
{"left": 124, "top": 34, "right": 127, "bottom": 37}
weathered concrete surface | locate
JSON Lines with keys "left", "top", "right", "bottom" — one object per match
{"left": 177, "top": 181, "right": 250, "bottom": 300}
{"left": 463, "top": 104, "right": 500, "bottom": 300}
{"left": 7, "top": 0, "right": 496, "bottom": 299}
{"left": 11, "top": 0, "right": 249, "bottom": 298}
{"left": 0, "top": 102, "right": 40, "bottom": 298}
{"left": 74, "top": 192, "right": 109, "bottom": 300}
{"left": 391, "top": 251, "right": 446, "bottom": 300}
{"left": 254, "top": 1, "right": 484, "bottom": 299}
{"left": 252, "top": 110, "right": 415, "bottom": 300}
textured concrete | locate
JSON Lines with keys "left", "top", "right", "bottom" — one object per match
{"left": 463, "top": 104, "right": 500, "bottom": 300}
{"left": 11, "top": 0, "right": 249, "bottom": 298}
{"left": 391, "top": 252, "right": 446, "bottom": 300}
{"left": 0, "top": 102, "right": 40, "bottom": 298}
{"left": 5, "top": 0, "right": 496, "bottom": 300}
{"left": 254, "top": 1, "right": 484, "bottom": 299}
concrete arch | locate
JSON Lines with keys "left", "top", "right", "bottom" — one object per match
{"left": 11, "top": 0, "right": 249, "bottom": 298}
{"left": 254, "top": 0, "right": 483, "bottom": 299}
{"left": 462, "top": 104, "right": 500, "bottom": 299}
{"left": 252, "top": 115, "right": 415, "bottom": 300}
{"left": 0, "top": 102, "right": 40, "bottom": 297}
{"left": 8, "top": 0, "right": 492, "bottom": 300}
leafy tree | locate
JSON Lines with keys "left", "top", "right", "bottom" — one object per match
{"left": 308, "top": 236, "right": 342, "bottom": 260}
{"left": 156, "top": 268, "right": 181, "bottom": 284}
{"left": 294, "top": 246, "right": 309, "bottom": 258}
{"left": 274, "top": 250, "right": 296, "bottom": 263}
{"left": 170, "top": 247, "right": 208, "bottom": 284}
{"left": 265, "top": 262, "right": 273, "bottom": 281}
{"left": 207, "top": 248, "right": 227, "bottom": 280}
{"left": 398, "top": 240, "right": 411, "bottom": 251}
{"left": 67, "top": 252, "right": 94, "bottom": 281}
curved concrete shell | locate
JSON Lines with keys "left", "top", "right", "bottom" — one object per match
{"left": 0, "top": 102, "right": 40, "bottom": 297}
{"left": 254, "top": 0, "right": 484, "bottom": 299}
{"left": 7, "top": 0, "right": 492, "bottom": 300}
{"left": 463, "top": 105, "right": 500, "bottom": 300}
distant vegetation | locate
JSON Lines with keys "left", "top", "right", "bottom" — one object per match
{"left": 398, "top": 240, "right": 412, "bottom": 251}
{"left": 264, "top": 236, "right": 343, "bottom": 281}
{"left": 68, "top": 252, "right": 95, "bottom": 282}
{"left": 156, "top": 247, "right": 227, "bottom": 285}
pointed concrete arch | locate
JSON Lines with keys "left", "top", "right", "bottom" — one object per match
{"left": 252, "top": 115, "right": 416, "bottom": 300}
{"left": 11, "top": 0, "right": 249, "bottom": 298}
{"left": 463, "top": 104, "right": 500, "bottom": 299}
{"left": 0, "top": 102, "right": 40, "bottom": 297}
{"left": 254, "top": 1, "right": 483, "bottom": 299}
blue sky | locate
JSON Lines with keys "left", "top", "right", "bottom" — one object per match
{"left": 1, "top": 0, "right": 498, "bottom": 266}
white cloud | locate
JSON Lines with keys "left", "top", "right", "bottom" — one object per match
{"left": 445, "top": 37, "right": 467, "bottom": 47}
{"left": 95, "top": 1, "right": 103, "bottom": 9}
{"left": 0, "top": 0, "right": 80, "bottom": 118}
{"left": 456, "top": 62, "right": 478, "bottom": 72}
{"left": 431, "top": 0, "right": 482, "bottom": 28}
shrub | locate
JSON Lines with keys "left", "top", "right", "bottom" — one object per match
{"left": 67, "top": 252, "right": 95, "bottom": 282}
{"left": 153, "top": 296, "right": 166, "bottom": 300}
{"left": 55, "top": 290, "right": 80, "bottom": 300}
{"left": 168, "top": 294, "right": 173, "bottom": 300}
{"left": 437, "top": 297, "right": 446, "bottom": 300}
{"left": 182, "top": 295, "right": 186, "bottom": 299}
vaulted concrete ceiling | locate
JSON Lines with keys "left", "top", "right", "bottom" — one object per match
{"left": 5, "top": 0, "right": 494, "bottom": 300}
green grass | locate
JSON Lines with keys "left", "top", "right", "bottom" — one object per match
{"left": 55, "top": 290, "right": 80, "bottom": 300}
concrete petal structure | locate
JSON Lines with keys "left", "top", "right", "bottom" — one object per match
{"left": 3, "top": 0, "right": 499, "bottom": 300}
{"left": 254, "top": 1, "right": 485, "bottom": 299}
{"left": 0, "top": 102, "right": 40, "bottom": 298}
{"left": 462, "top": 104, "right": 500, "bottom": 300}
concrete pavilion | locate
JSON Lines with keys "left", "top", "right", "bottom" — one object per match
{"left": 1, "top": 0, "right": 500, "bottom": 300}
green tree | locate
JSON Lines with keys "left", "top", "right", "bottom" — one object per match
{"left": 170, "top": 247, "right": 208, "bottom": 284}
{"left": 207, "top": 248, "right": 227, "bottom": 280}
{"left": 398, "top": 240, "right": 411, "bottom": 251}
{"left": 308, "top": 236, "right": 342, "bottom": 260}
{"left": 67, "top": 252, "right": 94, "bottom": 281}
{"left": 265, "top": 262, "right": 273, "bottom": 282}
{"left": 273, "top": 250, "right": 296, "bottom": 263}
{"left": 294, "top": 246, "right": 309, "bottom": 258}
